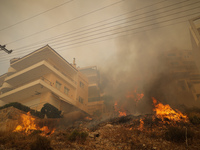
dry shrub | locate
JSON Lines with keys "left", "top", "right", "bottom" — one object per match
{"left": 68, "top": 130, "right": 88, "bottom": 143}
{"left": 101, "top": 126, "right": 132, "bottom": 143}
{"left": 165, "top": 126, "right": 194, "bottom": 143}
{"left": 188, "top": 112, "right": 200, "bottom": 125}
{"left": 0, "top": 131, "right": 31, "bottom": 150}
{"left": 30, "top": 135, "right": 53, "bottom": 150}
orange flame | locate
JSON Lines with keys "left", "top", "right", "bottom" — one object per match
{"left": 85, "top": 116, "right": 93, "bottom": 121}
{"left": 138, "top": 118, "right": 144, "bottom": 131}
{"left": 152, "top": 97, "right": 188, "bottom": 123}
{"left": 126, "top": 88, "right": 144, "bottom": 104}
{"left": 118, "top": 111, "right": 127, "bottom": 117}
{"left": 14, "top": 112, "right": 55, "bottom": 135}
{"left": 114, "top": 102, "right": 127, "bottom": 117}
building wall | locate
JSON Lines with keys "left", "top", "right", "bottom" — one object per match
{"left": 0, "top": 45, "right": 89, "bottom": 114}
{"left": 76, "top": 72, "right": 88, "bottom": 112}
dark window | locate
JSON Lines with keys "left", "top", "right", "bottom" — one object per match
{"left": 79, "top": 97, "right": 84, "bottom": 103}
{"left": 80, "top": 81, "right": 84, "bottom": 88}
{"left": 56, "top": 81, "right": 61, "bottom": 90}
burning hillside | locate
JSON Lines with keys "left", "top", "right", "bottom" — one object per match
{"left": 0, "top": 100, "right": 200, "bottom": 150}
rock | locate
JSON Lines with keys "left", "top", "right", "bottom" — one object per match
{"left": 105, "top": 124, "right": 113, "bottom": 128}
{"left": 89, "top": 131, "right": 100, "bottom": 139}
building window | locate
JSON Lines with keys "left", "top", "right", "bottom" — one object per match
{"left": 64, "top": 87, "right": 69, "bottom": 95}
{"left": 80, "top": 81, "right": 84, "bottom": 88}
{"left": 79, "top": 96, "right": 84, "bottom": 103}
{"left": 56, "top": 81, "right": 62, "bottom": 90}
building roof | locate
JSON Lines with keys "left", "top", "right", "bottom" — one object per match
{"left": 10, "top": 45, "right": 78, "bottom": 73}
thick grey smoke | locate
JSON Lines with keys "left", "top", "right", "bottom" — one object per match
{"left": 98, "top": 13, "right": 200, "bottom": 115}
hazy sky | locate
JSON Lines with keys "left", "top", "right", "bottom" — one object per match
{"left": 0, "top": 0, "right": 199, "bottom": 75}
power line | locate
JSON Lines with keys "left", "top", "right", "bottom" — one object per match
{"left": 44, "top": 3, "right": 200, "bottom": 47}
{"left": 0, "top": 10, "right": 199, "bottom": 63}
{"left": 7, "top": 0, "right": 191, "bottom": 54}
{"left": 52, "top": 11, "right": 200, "bottom": 49}
{"left": 13, "top": 0, "right": 167, "bottom": 51}
{"left": 5, "top": 0, "right": 124, "bottom": 45}
{"left": 0, "top": 0, "right": 74, "bottom": 32}
{"left": 5, "top": 0, "right": 199, "bottom": 54}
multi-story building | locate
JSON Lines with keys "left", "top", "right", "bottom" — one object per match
{"left": 189, "top": 16, "right": 200, "bottom": 101}
{"left": 79, "top": 66, "right": 105, "bottom": 115}
{"left": 0, "top": 45, "right": 88, "bottom": 114}
{"left": 190, "top": 15, "right": 200, "bottom": 71}
{"left": 164, "top": 49, "right": 200, "bottom": 101}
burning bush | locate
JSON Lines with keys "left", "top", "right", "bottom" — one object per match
{"left": 165, "top": 126, "right": 194, "bottom": 143}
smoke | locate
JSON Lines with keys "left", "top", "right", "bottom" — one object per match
{"left": 97, "top": 0, "right": 200, "bottom": 115}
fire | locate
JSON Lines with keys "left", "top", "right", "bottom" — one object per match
{"left": 126, "top": 88, "right": 144, "bottom": 104}
{"left": 85, "top": 116, "right": 93, "bottom": 121}
{"left": 14, "top": 112, "right": 55, "bottom": 135}
{"left": 152, "top": 97, "right": 188, "bottom": 123}
{"left": 114, "top": 102, "right": 127, "bottom": 117}
{"left": 138, "top": 118, "right": 144, "bottom": 131}
{"left": 14, "top": 112, "right": 37, "bottom": 133}
{"left": 118, "top": 110, "right": 127, "bottom": 117}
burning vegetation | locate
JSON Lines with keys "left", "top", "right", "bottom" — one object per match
{"left": 0, "top": 97, "right": 200, "bottom": 149}
{"left": 14, "top": 112, "right": 55, "bottom": 136}
{"left": 152, "top": 97, "right": 188, "bottom": 124}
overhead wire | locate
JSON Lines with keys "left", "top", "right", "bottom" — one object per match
{"left": 0, "top": 0, "right": 74, "bottom": 32}
{"left": 0, "top": 0, "right": 199, "bottom": 62}
{"left": 0, "top": 8, "right": 199, "bottom": 63}
{"left": 12, "top": 0, "right": 167, "bottom": 51}
{"left": 1, "top": 0, "right": 199, "bottom": 58}
{"left": 13, "top": 0, "right": 190, "bottom": 51}
{"left": 10, "top": 0, "right": 167, "bottom": 49}
{"left": 5, "top": 0, "right": 124, "bottom": 45}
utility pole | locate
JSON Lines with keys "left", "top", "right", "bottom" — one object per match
{"left": 0, "top": 45, "right": 12, "bottom": 54}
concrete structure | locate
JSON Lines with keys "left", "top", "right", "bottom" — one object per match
{"left": 0, "top": 45, "right": 88, "bottom": 114}
{"left": 189, "top": 16, "right": 200, "bottom": 101}
{"left": 79, "top": 66, "right": 105, "bottom": 115}
{"left": 190, "top": 16, "right": 200, "bottom": 71}
{"left": 164, "top": 49, "right": 200, "bottom": 101}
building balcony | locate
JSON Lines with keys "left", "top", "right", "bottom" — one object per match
{"left": 0, "top": 78, "right": 76, "bottom": 106}
{"left": 3, "top": 60, "right": 76, "bottom": 89}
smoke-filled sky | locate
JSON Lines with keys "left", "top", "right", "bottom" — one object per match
{"left": 0, "top": 0, "right": 200, "bottom": 111}
{"left": 0, "top": 0, "right": 199, "bottom": 74}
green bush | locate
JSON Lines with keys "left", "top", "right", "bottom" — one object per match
{"left": 68, "top": 130, "right": 88, "bottom": 143}
{"left": 165, "top": 126, "right": 194, "bottom": 143}
{"left": 41, "top": 103, "right": 62, "bottom": 118}
{"left": 30, "top": 135, "right": 53, "bottom": 150}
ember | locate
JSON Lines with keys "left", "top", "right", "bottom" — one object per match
{"left": 14, "top": 112, "right": 55, "bottom": 135}
{"left": 152, "top": 97, "right": 188, "bottom": 123}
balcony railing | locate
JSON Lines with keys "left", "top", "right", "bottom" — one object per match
{"left": 0, "top": 76, "right": 53, "bottom": 94}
